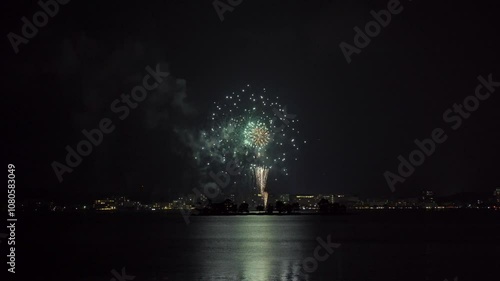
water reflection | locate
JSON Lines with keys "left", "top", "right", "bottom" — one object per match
{"left": 194, "top": 216, "right": 314, "bottom": 281}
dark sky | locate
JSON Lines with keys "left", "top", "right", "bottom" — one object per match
{"left": 4, "top": 0, "right": 500, "bottom": 202}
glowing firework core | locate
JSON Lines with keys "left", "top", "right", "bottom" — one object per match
{"left": 244, "top": 122, "right": 270, "bottom": 149}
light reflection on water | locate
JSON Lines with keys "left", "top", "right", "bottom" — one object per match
{"left": 21, "top": 212, "right": 500, "bottom": 281}
{"left": 190, "top": 216, "right": 319, "bottom": 281}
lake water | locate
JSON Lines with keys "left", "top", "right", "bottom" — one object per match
{"left": 19, "top": 211, "right": 499, "bottom": 281}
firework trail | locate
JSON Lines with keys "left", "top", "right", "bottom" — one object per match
{"left": 254, "top": 166, "right": 270, "bottom": 206}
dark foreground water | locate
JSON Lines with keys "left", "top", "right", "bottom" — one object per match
{"left": 17, "top": 211, "right": 499, "bottom": 281}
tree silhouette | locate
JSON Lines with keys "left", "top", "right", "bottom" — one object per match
{"left": 266, "top": 204, "right": 274, "bottom": 214}
{"left": 318, "top": 198, "right": 330, "bottom": 214}
{"left": 339, "top": 204, "right": 347, "bottom": 214}
{"left": 275, "top": 201, "right": 285, "bottom": 213}
{"left": 331, "top": 202, "right": 340, "bottom": 214}
{"left": 238, "top": 202, "right": 249, "bottom": 213}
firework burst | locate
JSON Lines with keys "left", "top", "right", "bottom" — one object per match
{"left": 244, "top": 121, "right": 270, "bottom": 149}
{"left": 200, "top": 85, "right": 301, "bottom": 207}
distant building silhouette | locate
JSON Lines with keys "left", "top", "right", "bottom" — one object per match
{"left": 94, "top": 198, "right": 116, "bottom": 211}
{"left": 293, "top": 195, "right": 316, "bottom": 209}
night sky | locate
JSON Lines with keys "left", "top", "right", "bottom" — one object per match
{"left": 4, "top": 0, "right": 500, "bottom": 202}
